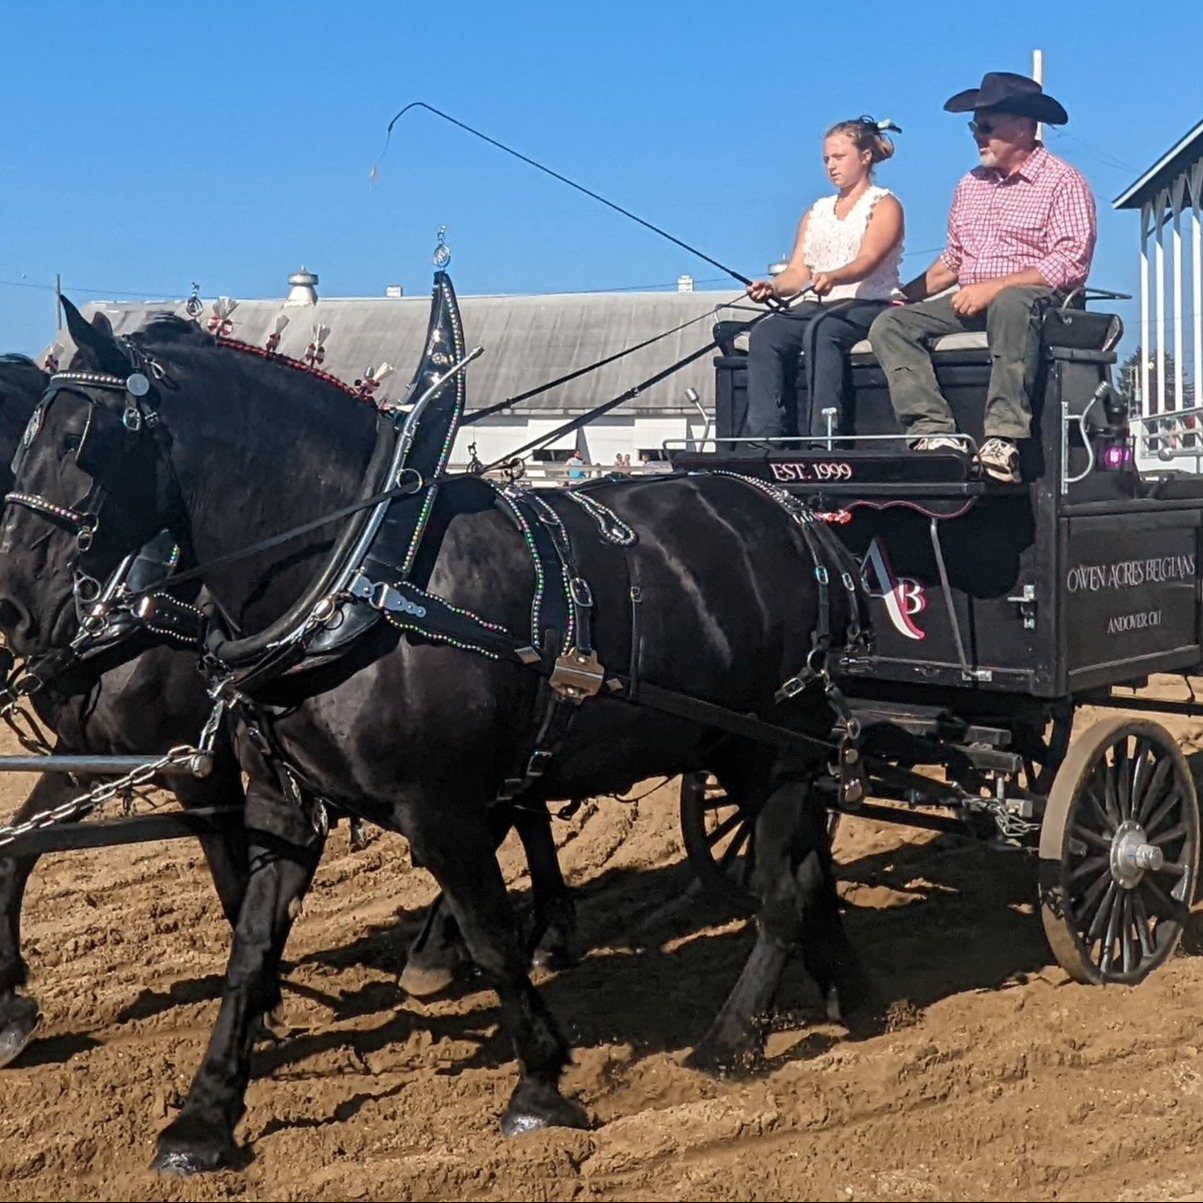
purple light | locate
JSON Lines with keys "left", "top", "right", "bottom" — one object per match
{"left": 1101, "top": 443, "right": 1132, "bottom": 469}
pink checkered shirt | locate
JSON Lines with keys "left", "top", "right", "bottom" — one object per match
{"left": 939, "top": 145, "right": 1097, "bottom": 292}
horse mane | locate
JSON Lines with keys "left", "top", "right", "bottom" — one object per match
{"left": 134, "top": 313, "right": 215, "bottom": 348}
{"left": 130, "top": 314, "right": 365, "bottom": 402}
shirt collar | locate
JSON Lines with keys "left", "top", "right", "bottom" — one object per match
{"left": 984, "top": 143, "right": 1049, "bottom": 185}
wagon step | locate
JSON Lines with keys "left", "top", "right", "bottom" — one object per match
{"left": 849, "top": 700, "right": 1014, "bottom": 747}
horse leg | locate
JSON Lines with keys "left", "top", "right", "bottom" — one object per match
{"left": 686, "top": 775, "right": 851, "bottom": 1074}
{"left": 412, "top": 810, "right": 588, "bottom": 1135}
{"left": 515, "top": 803, "right": 578, "bottom": 972}
{"left": 151, "top": 818, "right": 324, "bottom": 1175}
{"left": 170, "top": 736, "right": 249, "bottom": 930}
{"left": 401, "top": 800, "right": 577, "bottom": 996}
{"left": 0, "top": 773, "right": 66, "bottom": 1067}
{"left": 170, "top": 745, "right": 292, "bottom": 1042}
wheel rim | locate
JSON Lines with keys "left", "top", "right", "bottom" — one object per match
{"left": 1039, "top": 718, "right": 1199, "bottom": 985}
{"left": 679, "top": 772, "right": 757, "bottom": 913}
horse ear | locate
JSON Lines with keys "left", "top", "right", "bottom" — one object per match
{"left": 59, "top": 294, "right": 93, "bottom": 345}
{"left": 60, "top": 295, "right": 123, "bottom": 373}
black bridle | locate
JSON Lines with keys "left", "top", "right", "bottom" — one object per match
{"left": 1, "top": 355, "right": 180, "bottom": 685}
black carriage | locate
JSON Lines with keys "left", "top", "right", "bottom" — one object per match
{"left": 671, "top": 295, "right": 1203, "bottom": 986}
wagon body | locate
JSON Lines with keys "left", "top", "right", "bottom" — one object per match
{"left": 671, "top": 302, "right": 1203, "bottom": 985}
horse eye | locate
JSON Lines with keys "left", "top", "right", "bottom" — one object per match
{"left": 62, "top": 432, "right": 82, "bottom": 454}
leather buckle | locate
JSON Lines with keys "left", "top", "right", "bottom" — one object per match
{"left": 549, "top": 650, "right": 605, "bottom": 701}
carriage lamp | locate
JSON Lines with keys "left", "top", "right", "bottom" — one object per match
{"left": 1101, "top": 441, "right": 1133, "bottom": 470}
{"left": 1088, "top": 381, "right": 1134, "bottom": 470}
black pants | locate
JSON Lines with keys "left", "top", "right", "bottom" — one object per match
{"left": 743, "top": 299, "right": 891, "bottom": 442}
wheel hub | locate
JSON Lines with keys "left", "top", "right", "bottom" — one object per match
{"left": 1110, "top": 819, "right": 1164, "bottom": 889}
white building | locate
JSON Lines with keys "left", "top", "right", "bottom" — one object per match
{"left": 1114, "top": 118, "right": 1203, "bottom": 470}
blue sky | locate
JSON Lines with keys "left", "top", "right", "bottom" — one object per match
{"left": 2, "top": 1, "right": 1200, "bottom": 368}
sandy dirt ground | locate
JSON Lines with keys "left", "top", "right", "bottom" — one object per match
{"left": 4, "top": 678, "right": 1203, "bottom": 1202}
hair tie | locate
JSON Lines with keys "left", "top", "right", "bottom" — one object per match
{"left": 860, "top": 115, "right": 902, "bottom": 134}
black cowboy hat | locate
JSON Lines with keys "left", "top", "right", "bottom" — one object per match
{"left": 943, "top": 71, "right": 1069, "bottom": 125}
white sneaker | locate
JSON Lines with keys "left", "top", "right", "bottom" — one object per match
{"left": 910, "top": 435, "right": 964, "bottom": 453}
{"left": 977, "top": 437, "right": 1021, "bottom": 483}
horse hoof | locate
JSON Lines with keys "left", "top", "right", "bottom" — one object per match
{"left": 399, "top": 961, "right": 456, "bottom": 999}
{"left": 0, "top": 1000, "right": 40, "bottom": 1069}
{"left": 152, "top": 1116, "right": 243, "bottom": 1175}
{"left": 151, "top": 1142, "right": 240, "bottom": 1177}
{"left": 530, "top": 942, "right": 577, "bottom": 973}
{"left": 683, "top": 1039, "right": 759, "bottom": 1078}
{"left": 501, "top": 1083, "right": 589, "bottom": 1136}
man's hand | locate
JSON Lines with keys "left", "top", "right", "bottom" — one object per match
{"left": 951, "top": 279, "right": 1005, "bottom": 316}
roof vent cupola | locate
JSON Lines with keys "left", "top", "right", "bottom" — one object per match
{"left": 285, "top": 266, "right": 319, "bottom": 306}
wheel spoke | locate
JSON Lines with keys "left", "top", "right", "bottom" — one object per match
{"left": 1141, "top": 873, "right": 1183, "bottom": 920}
{"left": 1088, "top": 880, "right": 1118, "bottom": 941}
{"left": 1072, "top": 869, "right": 1113, "bottom": 928}
{"left": 1100, "top": 887, "right": 1124, "bottom": 973}
{"left": 718, "top": 823, "right": 751, "bottom": 873}
{"left": 1070, "top": 824, "right": 1113, "bottom": 854}
{"left": 1152, "top": 859, "right": 1189, "bottom": 879}
{"left": 1120, "top": 893, "right": 1137, "bottom": 975}
{"left": 1132, "top": 892, "right": 1157, "bottom": 959}
{"left": 1134, "top": 753, "right": 1172, "bottom": 825}
{"left": 1115, "top": 738, "right": 1133, "bottom": 820}
{"left": 1150, "top": 821, "right": 1188, "bottom": 848}
{"left": 1081, "top": 784, "right": 1115, "bottom": 837}
{"left": 706, "top": 809, "right": 743, "bottom": 849}
{"left": 1100, "top": 762, "right": 1122, "bottom": 825}
{"left": 1068, "top": 853, "right": 1111, "bottom": 884}
{"left": 1144, "top": 789, "right": 1184, "bottom": 839}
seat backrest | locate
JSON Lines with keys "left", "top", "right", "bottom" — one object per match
{"left": 1040, "top": 308, "right": 1123, "bottom": 353}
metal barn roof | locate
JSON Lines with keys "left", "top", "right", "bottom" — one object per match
{"left": 58, "top": 283, "right": 756, "bottom": 416}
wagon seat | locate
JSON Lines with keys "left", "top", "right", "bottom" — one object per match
{"left": 709, "top": 300, "right": 1125, "bottom": 491}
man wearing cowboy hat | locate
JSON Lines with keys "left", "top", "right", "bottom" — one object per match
{"left": 868, "top": 71, "right": 1097, "bottom": 482}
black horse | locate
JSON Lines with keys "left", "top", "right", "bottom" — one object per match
{"left": 0, "top": 354, "right": 252, "bottom": 1066}
{"left": 0, "top": 348, "right": 565, "bottom": 1081}
{"left": 0, "top": 295, "right": 866, "bottom": 1174}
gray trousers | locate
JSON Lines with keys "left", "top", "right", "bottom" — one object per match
{"left": 867, "top": 285, "right": 1058, "bottom": 440}
{"left": 744, "top": 299, "right": 890, "bottom": 440}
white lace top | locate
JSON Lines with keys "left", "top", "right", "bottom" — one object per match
{"left": 802, "top": 185, "right": 903, "bottom": 301}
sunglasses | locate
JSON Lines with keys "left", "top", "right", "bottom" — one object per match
{"left": 968, "top": 118, "right": 1009, "bottom": 136}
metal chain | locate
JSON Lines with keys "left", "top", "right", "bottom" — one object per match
{"left": 986, "top": 798, "right": 1043, "bottom": 841}
{"left": 0, "top": 699, "right": 227, "bottom": 851}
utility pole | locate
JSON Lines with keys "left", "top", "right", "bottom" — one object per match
{"left": 1032, "top": 49, "right": 1044, "bottom": 142}
{"left": 54, "top": 272, "right": 62, "bottom": 330}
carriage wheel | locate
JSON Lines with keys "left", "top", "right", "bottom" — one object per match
{"left": 1016, "top": 704, "right": 1074, "bottom": 794}
{"left": 679, "top": 772, "right": 840, "bottom": 914}
{"left": 1039, "top": 717, "right": 1200, "bottom": 985}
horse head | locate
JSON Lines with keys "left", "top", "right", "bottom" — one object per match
{"left": 0, "top": 353, "right": 50, "bottom": 496}
{"left": 0, "top": 297, "right": 184, "bottom": 657}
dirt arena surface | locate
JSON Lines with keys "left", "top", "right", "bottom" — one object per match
{"left": 5, "top": 677, "right": 1203, "bottom": 1201}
